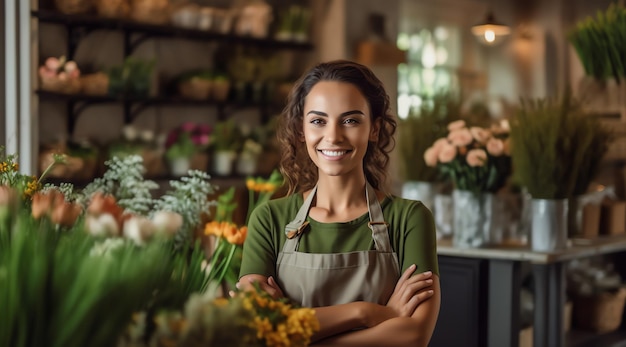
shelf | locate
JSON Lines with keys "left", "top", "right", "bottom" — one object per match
{"left": 36, "top": 90, "right": 282, "bottom": 134}
{"left": 32, "top": 9, "right": 314, "bottom": 56}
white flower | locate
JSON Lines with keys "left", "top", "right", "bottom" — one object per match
{"left": 123, "top": 215, "right": 156, "bottom": 246}
{"left": 86, "top": 213, "right": 119, "bottom": 237}
{"left": 123, "top": 125, "right": 138, "bottom": 141}
{"left": 64, "top": 60, "right": 78, "bottom": 74}
{"left": 140, "top": 129, "right": 154, "bottom": 142}
{"left": 151, "top": 210, "right": 183, "bottom": 237}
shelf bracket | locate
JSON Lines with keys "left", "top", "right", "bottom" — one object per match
{"left": 124, "top": 30, "right": 152, "bottom": 56}
{"left": 66, "top": 26, "right": 96, "bottom": 60}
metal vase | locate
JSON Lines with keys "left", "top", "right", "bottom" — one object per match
{"left": 531, "top": 198, "right": 568, "bottom": 252}
{"left": 401, "top": 181, "right": 436, "bottom": 212}
{"left": 452, "top": 190, "right": 493, "bottom": 248}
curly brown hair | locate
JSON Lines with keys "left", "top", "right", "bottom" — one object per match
{"left": 277, "top": 60, "right": 397, "bottom": 195}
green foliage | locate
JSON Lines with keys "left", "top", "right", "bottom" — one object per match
{"left": 154, "top": 170, "right": 217, "bottom": 246}
{"left": 212, "top": 119, "right": 244, "bottom": 152}
{"left": 0, "top": 209, "right": 210, "bottom": 347}
{"left": 81, "top": 155, "right": 158, "bottom": 215}
{"left": 398, "top": 92, "right": 461, "bottom": 182}
{"left": 568, "top": 2, "right": 626, "bottom": 81}
{"left": 510, "top": 91, "right": 612, "bottom": 199}
{"left": 165, "top": 131, "right": 197, "bottom": 160}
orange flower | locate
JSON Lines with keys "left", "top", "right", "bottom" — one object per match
{"left": 87, "top": 192, "right": 125, "bottom": 229}
{"left": 50, "top": 201, "right": 83, "bottom": 227}
{"left": 31, "top": 189, "right": 65, "bottom": 220}
{"left": 225, "top": 225, "right": 247, "bottom": 245}
{"left": 205, "top": 221, "right": 247, "bottom": 245}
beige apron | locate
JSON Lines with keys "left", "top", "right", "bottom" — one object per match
{"left": 276, "top": 182, "right": 400, "bottom": 308}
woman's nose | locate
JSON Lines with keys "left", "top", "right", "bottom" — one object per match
{"left": 324, "top": 123, "right": 344, "bottom": 143}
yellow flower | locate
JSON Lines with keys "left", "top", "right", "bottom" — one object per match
{"left": 0, "top": 162, "right": 8, "bottom": 172}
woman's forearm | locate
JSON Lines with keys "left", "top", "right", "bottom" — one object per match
{"left": 311, "top": 317, "right": 426, "bottom": 347}
{"left": 311, "top": 302, "right": 395, "bottom": 343}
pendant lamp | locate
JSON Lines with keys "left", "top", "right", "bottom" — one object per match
{"left": 471, "top": 11, "right": 510, "bottom": 46}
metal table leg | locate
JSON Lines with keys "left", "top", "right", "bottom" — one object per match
{"left": 488, "top": 260, "right": 522, "bottom": 347}
{"left": 532, "top": 262, "right": 565, "bottom": 347}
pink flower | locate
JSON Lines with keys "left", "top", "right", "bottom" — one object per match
{"left": 423, "top": 146, "right": 440, "bottom": 167}
{"left": 447, "top": 128, "right": 473, "bottom": 147}
{"left": 45, "top": 57, "right": 60, "bottom": 72}
{"left": 447, "top": 120, "right": 466, "bottom": 131}
{"left": 486, "top": 138, "right": 505, "bottom": 156}
{"left": 469, "top": 127, "right": 491, "bottom": 144}
{"left": 438, "top": 143, "right": 457, "bottom": 163}
{"left": 39, "top": 66, "right": 56, "bottom": 78}
{"left": 181, "top": 122, "right": 195, "bottom": 132}
{"left": 432, "top": 137, "right": 449, "bottom": 150}
{"left": 466, "top": 149, "right": 487, "bottom": 167}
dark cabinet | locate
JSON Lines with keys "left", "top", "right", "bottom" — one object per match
{"left": 431, "top": 256, "right": 489, "bottom": 347}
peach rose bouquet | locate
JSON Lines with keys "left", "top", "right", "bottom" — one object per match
{"left": 424, "top": 119, "right": 512, "bottom": 194}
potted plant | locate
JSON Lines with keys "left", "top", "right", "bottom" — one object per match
{"left": 177, "top": 69, "right": 213, "bottom": 100}
{"left": 509, "top": 91, "right": 612, "bottom": 251}
{"left": 164, "top": 122, "right": 212, "bottom": 176}
{"left": 210, "top": 120, "right": 243, "bottom": 176}
{"left": 424, "top": 118, "right": 513, "bottom": 248}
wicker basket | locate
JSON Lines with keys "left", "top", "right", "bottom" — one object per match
{"left": 94, "top": 0, "right": 131, "bottom": 19}
{"left": 54, "top": 0, "right": 93, "bottom": 15}
{"left": 130, "top": 0, "right": 170, "bottom": 25}
{"left": 573, "top": 287, "right": 626, "bottom": 333}
{"left": 40, "top": 75, "right": 82, "bottom": 95}
{"left": 81, "top": 72, "right": 109, "bottom": 96}
{"left": 178, "top": 79, "right": 213, "bottom": 100}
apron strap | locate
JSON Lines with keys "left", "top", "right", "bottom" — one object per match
{"left": 283, "top": 182, "right": 392, "bottom": 252}
{"left": 366, "top": 182, "right": 392, "bottom": 252}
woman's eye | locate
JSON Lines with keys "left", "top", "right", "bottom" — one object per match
{"left": 343, "top": 118, "right": 358, "bottom": 125}
{"left": 310, "top": 119, "right": 325, "bottom": 125}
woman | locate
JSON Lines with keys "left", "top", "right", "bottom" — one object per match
{"left": 239, "top": 60, "right": 440, "bottom": 346}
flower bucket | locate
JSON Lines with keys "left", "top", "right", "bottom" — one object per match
{"left": 452, "top": 190, "right": 501, "bottom": 248}
{"left": 168, "top": 157, "right": 190, "bottom": 177}
{"left": 236, "top": 152, "right": 259, "bottom": 176}
{"left": 530, "top": 198, "right": 568, "bottom": 252}
{"left": 401, "top": 181, "right": 437, "bottom": 212}
{"left": 213, "top": 150, "right": 236, "bottom": 176}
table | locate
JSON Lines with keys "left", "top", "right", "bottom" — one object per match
{"left": 435, "top": 235, "right": 626, "bottom": 347}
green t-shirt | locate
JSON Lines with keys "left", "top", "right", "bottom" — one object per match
{"left": 239, "top": 194, "right": 439, "bottom": 279}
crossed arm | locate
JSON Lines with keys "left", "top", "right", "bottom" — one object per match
{"left": 238, "top": 265, "right": 441, "bottom": 347}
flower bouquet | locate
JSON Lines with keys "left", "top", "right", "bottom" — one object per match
{"left": 424, "top": 119, "right": 512, "bottom": 195}
{"left": 424, "top": 119, "right": 513, "bottom": 247}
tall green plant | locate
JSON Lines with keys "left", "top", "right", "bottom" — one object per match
{"left": 398, "top": 92, "right": 461, "bottom": 182}
{"left": 0, "top": 209, "right": 211, "bottom": 347}
{"left": 510, "top": 91, "right": 612, "bottom": 199}
{"left": 568, "top": 2, "right": 626, "bottom": 81}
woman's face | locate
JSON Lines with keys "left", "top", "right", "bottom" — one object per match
{"left": 302, "top": 81, "right": 378, "bottom": 179}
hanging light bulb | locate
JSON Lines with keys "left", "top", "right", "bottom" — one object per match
{"left": 471, "top": 11, "right": 510, "bottom": 46}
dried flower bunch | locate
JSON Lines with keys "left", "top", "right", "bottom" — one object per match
{"left": 424, "top": 119, "right": 512, "bottom": 194}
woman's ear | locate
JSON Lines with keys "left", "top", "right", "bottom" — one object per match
{"left": 369, "top": 118, "right": 382, "bottom": 142}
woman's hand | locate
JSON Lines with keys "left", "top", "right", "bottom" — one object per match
{"left": 237, "top": 274, "right": 284, "bottom": 299}
{"left": 386, "top": 265, "right": 434, "bottom": 317}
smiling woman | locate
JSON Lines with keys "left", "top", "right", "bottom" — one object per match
{"left": 238, "top": 60, "right": 441, "bottom": 347}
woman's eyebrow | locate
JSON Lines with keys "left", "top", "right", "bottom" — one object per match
{"left": 305, "top": 110, "right": 366, "bottom": 117}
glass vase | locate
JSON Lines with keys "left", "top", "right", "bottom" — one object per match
{"left": 452, "top": 190, "right": 501, "bottom": 248}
